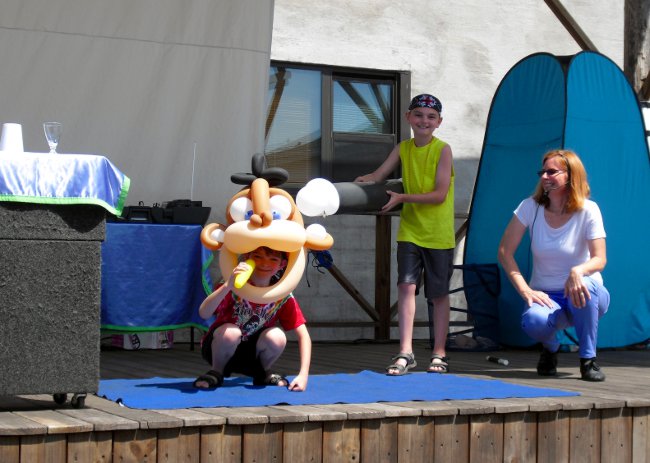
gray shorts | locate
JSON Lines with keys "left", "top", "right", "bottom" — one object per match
{"left": 397, "top": 242, "right": 454, "bottom": 299}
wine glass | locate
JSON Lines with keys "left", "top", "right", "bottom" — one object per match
{"left": 43, "top": 122, "right": 62, "bottom": 154}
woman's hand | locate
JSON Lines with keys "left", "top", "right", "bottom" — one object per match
{"left": 521, "top": 289, "right": 554, "bottom": 308}
{"left": 564, "top": 268, "right": 590, "bottom": 308}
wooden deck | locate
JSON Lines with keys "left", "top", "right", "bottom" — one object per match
{"left": 2, "top": 340, "right": 650, "bottom": 462}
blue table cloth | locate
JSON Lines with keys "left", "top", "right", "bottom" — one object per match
{"left": 0, "top": 152, "right": 129, "bottom": 215}
{"left": 101, "top": 222, "right": 214, "bottom": 332}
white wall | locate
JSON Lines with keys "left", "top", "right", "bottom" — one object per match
{"left": 270, "top": 0, "right": 625, "bottom": 341}
{"left": 0, "top": 0, "right": 274, "bottom": 216}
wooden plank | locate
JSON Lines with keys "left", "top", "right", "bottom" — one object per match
{"left": 112, "top": 429, "right": 157, "bottom": 462}
{"left": 454, "top": 400, "right": 496, "bottom": 416}
{"left": 503, "top": 412, "right": 536, "bottom": 463}
{"left": 360, "top": 418, "right": 398, "bottom": 463}
{"left": 179, "top": 427, "right": 201, "bottom": 463}
{"left": 568, "top": 409, "right": 600, "bottom": 462}
{"left": 198, "top": 407, "right": 269, "bottom": 425}
{"left": 434, "top": 414, "right": 469, "bottom": 462}
{"left": 270, "top": 404, "right": 345, "bottom": 422}
{"left": 200, "top": 425, "right": 241, "bottom": 463}
{"left": 323, "top": 420, "right": 360, "bottom": 463}
{"left": 316, "top": 403, "right": 386, "bottom": 420}
{"left": 67, "top": 432, "right": 95, "bottom": 463}
{"left": 601, "top": 407, "right": 632, "bottom": 462}
{"left": 0, "top": 436, "right": 19, "bottom": 463}
{"left": 537, "top": 410, "right": 570, "bottom": 462}
{"left": 93, "top": 431, "right": 114, "bottom": 463}
{"left": 0, "top": 412, "right": 47, "bottom": 436}
{"left": 44, "top": 434, "right": 67, "bottom": 463}
{"left": 397, "top": 416, "right": 434, "bottom": 462}
{"left": 59, "top": 407, "right": 139, "bottom": 431}
{"left": 157, "top": 427, "right": 181, "bottom": 463}
{"left": 13, "top": 410, "right": 93, "bottom": 435}
{"left": 155, "top": 408, "right": 226, "bottom": 427}
{"left": 393, "top": 400, "right": 458, "bottom": 417}
{"left": 243, "top": 423, "right": 283, "bottom": 463}
{"left": 283, "top": 421, "right": 322, "bottom": 462}
{"left": 632, "top": 407, "right": 650, "bottom": 463}
{"left": 18, "top": 435, "right": 46, "bottom": 463}
{"left": 84, "top": 394, "right": 184, "bottom": 430}
{"left": 469, "top": 414, "right": 503, "bottom": 463}
{"left": 353, "top": 402, "right": 421, "bottom": 418}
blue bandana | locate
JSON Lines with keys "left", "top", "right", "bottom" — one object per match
{"left": 408, "top": 94, "right": 442, "bottom": 114}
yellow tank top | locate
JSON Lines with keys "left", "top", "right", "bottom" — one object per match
{"left": 396, "top": 137, "right": 455, "bottom": 249}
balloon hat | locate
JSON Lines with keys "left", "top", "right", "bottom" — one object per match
{"left": 201, "top": 154, "right": 337, "bottom": 304}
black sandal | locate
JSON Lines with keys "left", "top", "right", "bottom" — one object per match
{"left": 193, "top": 370, "right": 224, "bottom": 389}
{"left": 537, "top": 348, "right": 558, "bottom": 376}
{"left": 580, "top": 358, "right": 605, "bottom": 382}
{"left": 427, "top": 354, "right": 449, "bottom": 373}
{"left": 386, "top": 352, "right": 417, "bottom": 376}
{"left": 253, "top": 373, "right": 289, "bottom": 387}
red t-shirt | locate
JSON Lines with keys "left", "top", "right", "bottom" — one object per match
{"left": 206, "top": 291, "right": 306, "bottom": 340}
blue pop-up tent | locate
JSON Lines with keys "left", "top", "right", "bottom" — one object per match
{"left": 464, "top": 51, "right": 650, "bottom": 348}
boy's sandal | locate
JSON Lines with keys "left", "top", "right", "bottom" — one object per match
{"left": 386, "top": 352, "right": 417, "bottom": 376}
{"left": 427, "top": 354, "right": 449, "bottom": 374}
{"left": 193, "top": 370, "right": 224, "bottom": 389}
{"left": 253, "top": 373, "right": 289, "bottom": 387}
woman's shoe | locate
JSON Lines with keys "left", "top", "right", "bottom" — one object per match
{"left": 580, "top": 358, "right": 606, "bottom": 382}
{"left": 537, "top": 348, "right": 558, "bottom": 376}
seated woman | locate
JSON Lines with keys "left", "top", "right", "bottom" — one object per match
{"left": 498, "top": 149, "right": 610, "bottom": 381}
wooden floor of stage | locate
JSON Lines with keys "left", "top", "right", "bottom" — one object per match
{"left": 2, "top": 340, "right": 650, "bottom": 462}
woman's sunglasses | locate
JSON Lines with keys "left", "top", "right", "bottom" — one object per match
{"left": 537, "top": 169, "right": 565, "bottom": 177}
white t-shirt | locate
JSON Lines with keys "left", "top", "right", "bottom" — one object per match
{"left": 514, "top": 197, "right": 606, "bottom": 291}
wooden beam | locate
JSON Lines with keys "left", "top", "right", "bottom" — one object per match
{"left": 544, "top": 0, "right": 599, "bottom": 51}
{"left": 641, "top": 69, "right": 650, "bottom": 101}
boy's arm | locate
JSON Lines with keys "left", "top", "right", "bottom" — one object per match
{"left": 198, "top": 268, "right": 238, "bottom": 320}
{"left": 355, "top": 144, "right": 401, "bottom": 183}
{"left": 199, "top": 261, "right": 253, "bottom": 319}
{"left": 288, "top": 323, "right": 311, "bottom": 391}
{"left": 382, "top": 145, "right": 452, "bottom": 211}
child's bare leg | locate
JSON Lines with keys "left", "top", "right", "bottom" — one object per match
{"left": 195, "top": 323, "right": 241, "bottom": 388}
{"left": 429, "top": 294, "right": 450, "bottom": 372}
{"left": 387, "top": 283, "right": 417, "bottom": 375}
{"left": 256, "top": 327, "right": 288, "bottom": 386}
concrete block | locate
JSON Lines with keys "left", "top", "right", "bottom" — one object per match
{"left": 0, "top": 203, "right": 104, "bottom": 396}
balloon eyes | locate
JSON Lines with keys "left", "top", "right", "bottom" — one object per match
{"left": 229, "top": 195, "right": 293, "bottom": 222}
{"left": 230, "top": 197, "right": 253, "bottom": 222}
{"left": 269, "top": 195, "right": 292, "bottom": 220}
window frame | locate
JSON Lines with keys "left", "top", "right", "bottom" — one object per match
{"left": 268, "top": 61, "right": 411, "bottom": 187}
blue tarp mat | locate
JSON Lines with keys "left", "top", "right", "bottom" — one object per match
{"left": 98, "top": 370, "right": 578, "bottom": 409}
{"left": 465, "top": 51, "right": 650, "bottom": 347}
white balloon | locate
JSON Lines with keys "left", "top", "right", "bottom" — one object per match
{"left": 306, "top": 223, "right": 327, "bottom": 240}
{"left": 296, "top": 178, "right": 340, "bottom": 217}
{"left": 296, "top": 188, "right": 324, "bottom": 216}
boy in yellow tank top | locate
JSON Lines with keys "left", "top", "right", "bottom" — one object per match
{"left": 355, "top": 94, "right": 454, "bottom": 375}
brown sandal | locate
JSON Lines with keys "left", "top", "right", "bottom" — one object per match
{"left": 386, "top": 352, "right": 417, "bottom": 376}
{"left": 427, "top": 354, "right": 449, "bottom": 373}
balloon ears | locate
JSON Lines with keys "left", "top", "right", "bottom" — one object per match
{"left": 296, "top": 178, "right": 340, "bottom": 217}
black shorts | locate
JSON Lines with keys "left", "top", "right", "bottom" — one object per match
{"left": 201, "top": 327, "right": 265, "bottom": 380}
{"left": 397, "top": 241, "right": 454, "bottom": 299}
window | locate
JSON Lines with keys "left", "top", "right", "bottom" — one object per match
{"left": 265, "top": 63, "right": 410, "bottom": 186}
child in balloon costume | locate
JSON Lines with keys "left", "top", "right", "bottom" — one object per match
{"left": 195, "top": 154, "right": 336, "bottom": 391}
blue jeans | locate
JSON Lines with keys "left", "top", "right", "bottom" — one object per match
{"left": 521, "top": 276, "right": 610, "bottom": 359}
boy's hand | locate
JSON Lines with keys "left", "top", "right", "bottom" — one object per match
{"left": 381, "top": 190, "right": 403, "bottom": 212}
{"left": 288, "top": 374, "right": 308, "bottom": 392}
{"left": 354, "top": 174, "right": 374, "bottom": 183}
